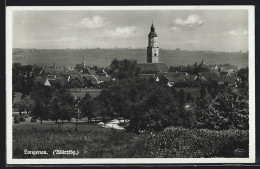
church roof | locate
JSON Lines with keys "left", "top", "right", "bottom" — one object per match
{"left": 98, "top": 75, "right": 112, "bottom": 82}
{"left": 148, "top": 23, "right": 157, "bottom": 37}
{"left": 137, "top": 63, "right": 167, "bottom": 74}
{"left": 149, "top": 31, "right": 157, "bottom": 37}
{"left": 83, "top": 75, "right": 99, "bottom": 84}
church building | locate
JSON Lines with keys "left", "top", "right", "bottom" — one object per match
{"left": 147, "top": 23, "right": 159, "bottom": 63}
{"left": 137, "top": 23, "right": 167, "bottom": 73}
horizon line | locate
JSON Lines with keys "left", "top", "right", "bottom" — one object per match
{"left": 12, "top": 47, "right": 249, "bottom": 53}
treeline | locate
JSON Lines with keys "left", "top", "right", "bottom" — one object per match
{"left": 21, "top": 72, "right": 248, "bottom": 132}
{"left": 13, "top": 60, "right": 249, "bottom": 132}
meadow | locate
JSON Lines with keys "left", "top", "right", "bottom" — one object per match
{"left": 12, "top": 48, "right": 248, "bottom": 68}
{"left": 13, "top": 119, "right": 248, "bottom": 158}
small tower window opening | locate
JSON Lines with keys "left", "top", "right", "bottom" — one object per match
{"left": 154, "top": 53, "right": 157, "bottom": 56}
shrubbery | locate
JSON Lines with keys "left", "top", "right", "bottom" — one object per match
{"left": 20, "top": 116, "right": 26, "bottom": 122}
{"left": 135, "top": 127, "right": 249, "bottom": 158}
{"left": 13, "top": 126, "right": 248, "bottom": 158}
{"left": 24, "top": 114, "right": 29, "bottom": 118}
{"left": 14, "top": 116, "right": 20, "bottom": 124}
{"left": 31, "top": 117, "right": 37, "bottom": 122}
{"left": 194, "top": 89, "right": 249, "bottom": 130}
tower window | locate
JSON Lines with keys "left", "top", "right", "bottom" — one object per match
{"left": 154, "top": 53, "right": 157, "bottom": 56}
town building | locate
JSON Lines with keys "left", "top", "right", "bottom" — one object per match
{"left": 147, "top": 23, "right": 159, "bottom": 63}
{"left": 137, "top": 23, "right": 167, "bottom": 74}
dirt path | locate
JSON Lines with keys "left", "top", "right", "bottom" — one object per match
{"left": 98, "top": 119, "right": 129, "bottom": 130}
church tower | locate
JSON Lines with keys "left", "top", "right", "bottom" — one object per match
{"left": 147, "top": 23, "right": 159, "bottom": 63}
{"left": 82, "top": 56, "right": 86, "bottom": 66}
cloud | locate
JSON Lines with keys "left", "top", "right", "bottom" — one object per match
{"left": 55, "top": 36, "right": 77, "bottom": 42}
{"left": 102, "top": 26, "right": 137, "bottom": 38}
{"left": 80, "top": 16, "right": 107, "bottom": 29}
{"left": 224, "top": 29, "right": 248, "bottom": 36}
{"left": 171, "top": 15, "right": 204, "bottom": 31}
{"left": 171, "top": 26, "right": 181, "bottom": 32}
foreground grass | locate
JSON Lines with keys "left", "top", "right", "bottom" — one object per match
{"left": 13, "top": 123, "right": 144, "bottom": 158}
{"left": 13, "top": 123, "right": 249, "bottom": 158}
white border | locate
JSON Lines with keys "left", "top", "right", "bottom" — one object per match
{"left": 6, "top": 6, "right": 255, "bottom": 165}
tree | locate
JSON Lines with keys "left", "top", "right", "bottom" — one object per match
{"left": 60, "top": 105, "right": 74, "bottom": 124}
{"left": 31, "top": 85, "right": 54, "bottom": 124}
{"left": 50, "top": 97, "right": 61, "bottom": 124}
{"left": 177, "top": 89, "right": 195, "bottom": 128}
{"left": 75, "top": 64, "right": 84, "bottom": 71}
{"left": 58, "top": 90, "right": 75, "bottom": 106}
{"left": 48, "top": 91, "right": 75, "bottom": 124}
{"left": 127, "top": 86, "right": 180, "bottom": 132}
{"left": 12, "top": 91, "right": 15, "bottom": 105}
{"left": 237, "top": 68, "right": 248, "bottom": 96}
{"left": 65, "top": 80, "right": 82, "bottom": 88}
{"left": 12, "top": 63, "right": 35, "bottom": 96}
{"left": 13, "top": 101, "right": 25, "bottom": 116}
{"left": 186, "top": 92, "right": 192, "bottom": 102}
{"left": 108, "top": 59, "right": 140, "bottom": 80}
{"left": 179, "top": 89, "right": 185, "bottom": 111}
{"left": 96, "top": 89, "right": 114, "bottom": 122}
{"left": 31, "top": 100, "right": 51, "bottom": 124}
{"left": 194, "top": 90, "right": 249, "bottom": 130}
{"left": 207, "top": 80, "right": 226, "bottom": 98}
{"left": 81, "top": 93, "right": 95, "bottom": 122}
{"left": 200, "top": 86, "right": 206, "bottom": 99}
{"left": 22, "top": 96, "right": 33, "bottom": 114}
{"left": 12, "top": 63, "right": 22, "bottom": 92}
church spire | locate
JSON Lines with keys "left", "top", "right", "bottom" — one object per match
{"left": 82, "top": 56, "right": 85, "bottom": 66}
{"left": 151, "top": 22, "right": 155, "bottom": 32}
{"left": 147, "top": 22, "right": 159, "bottom": 63}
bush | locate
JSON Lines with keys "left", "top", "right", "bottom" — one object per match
{"left": 12, "top": 125, "right": 248, "bottom": 158}
{"left": 31, "top": 117, "right": 37, "bottom": 122}
{"left": 14, "top": 116, "right": 20, "bottom": 123}
{"left": 134, "top": 127, "right": 249, "bottom": 158}
{"left": 20, "top": 116, "right": 26, "bottom": 122}
{"left": 24, "top": 114, "right": 29, "bottom": 118}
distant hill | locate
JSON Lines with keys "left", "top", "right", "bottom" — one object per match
{"left": 12, "top": 48, "right": 248, "bottom": 68}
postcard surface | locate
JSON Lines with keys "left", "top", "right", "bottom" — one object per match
{"left": 6, "top": 6, "right": 255, "bottom": 164}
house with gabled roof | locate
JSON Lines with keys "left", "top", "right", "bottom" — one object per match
{"left": 98, "top": 75, "right": 112, "bottom": 83}
{"left": 34, "top": 76, "right": 51, "bottom": 86}
{"left": 140, "top": 74, "right": 156, "bottom": 80}
{"left": 199, "top": 72, "right": 220, "bottom": 81}
{"left": 83, "top": 75, "right": 100, "bottom": 84}
{"left": 218, "top": 75, "right": 237, "bottom": 87}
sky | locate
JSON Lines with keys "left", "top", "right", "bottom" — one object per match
{"left": 12, "top": 9, "right": 249, "bottom": 52}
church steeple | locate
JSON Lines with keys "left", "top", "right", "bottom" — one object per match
{"left": 82, "top": 56, "right": 86, "bottom": 66}
{"left": 148, "top": 23, "right": 157, "bottom": 37}
{"left": 151, "top": 23, "right": 155, "bottom": 31}
{"left": 147, "top": 23, "right": 159, "bottom": 63}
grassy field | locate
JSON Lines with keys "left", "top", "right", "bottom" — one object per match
{"left": 13, "top": 118, "right": 249, "bottom": 158}
{"left": 13, "top": 119, "right": 144, "bottom": 158}
{"left": 13, "top": 48, "right": 248, "bottom": 68}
